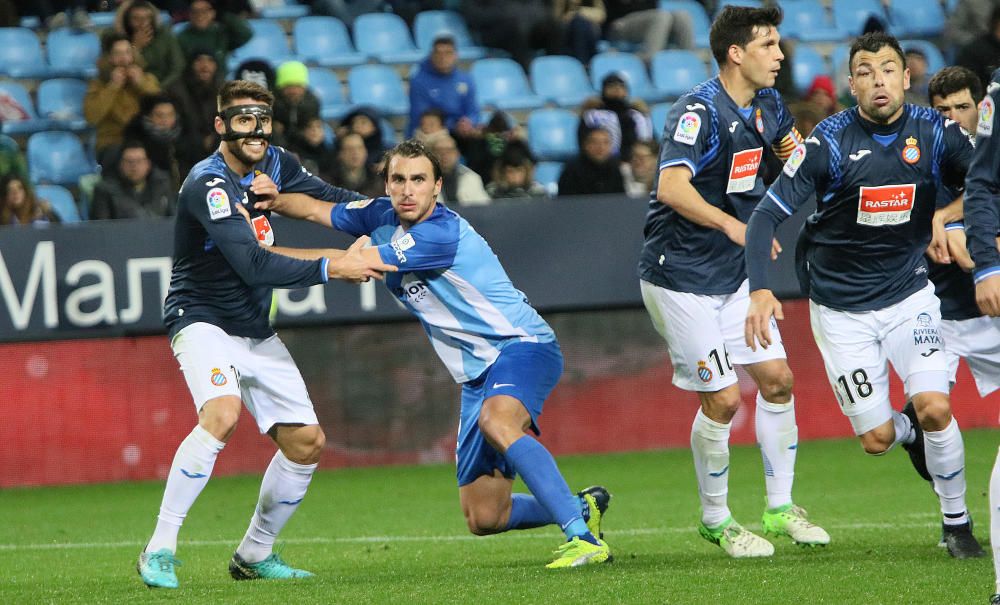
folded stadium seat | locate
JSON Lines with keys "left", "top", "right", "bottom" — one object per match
{"left": 792, "top": 44, "right": 829, "bottom": 96}
{"left": 36, "top": 78, "right": 90, "bottom": 132}
{"left": 472, "top": 58, "right": 545, "bottom": 111}
{"left": 832, "top": 0, "right": 886, "bottom": 37}
{"left": 713, "top": 0, "right": 762, "bottom": 17}
{"left": 46, "top": 28, "right": 101, "bottom": 79}
{"left": 35, "top": 184, "right": 80, "bottom": 223}
{"left": 534, "top": 161, "right": 564, "bottom": 196}
{"left": 227, "top": 19, "right": 295, "bottom": 72}
{"left": 530, "top": 55, "right": 596, "bottom": 107}
{"left": 899, "top": 39, "right": 945, "bottom": 76}
{"left": 0, "top": 81, "right": 54, "bottom": 135}
{"left": 27, "top": 131, "right": 98, "bottom": 187}
{"left": 347, "top": 64, "right": 409, "bottom": 117}
{"left": 307, "top": 67, "right": 353, "bottom": 120}
{"left": 293, "top": 16, "right": 366, "bottom": 68}
{"left": 658, "top": 0, "right": 712, "bottom": 48}
{"left": 590, "top": 52, "right": 668, "bottom": 104}
{"left": 650, "top": 101, "right": 670, "bottom": 138}
{"left": 259, "top": 0, "right": 310, "bottom": 19}
{"left": 88, "top": 12, "right": 117, "bottom": 28}
{"left": 889, "top": 1, "right": 945, "bottom": 38}
{"left": 528, "top": 108, "right": 580, "bottom": 162}
{"left": 413, "top": 10, "right": 487, "bottom": 61}
{"left": 778, "top": 0, "right": 846, "bottom": 43}
{"left": 651, "top": 50, "right": 708, "bottom": 100}
{"left": 19, "top": 16, "right": 41, "bottom": 29}
{"left": 0, "top": 28, "right": 54, "bottom": 79}
{"left": 353, "top": 13, "right": 425, "bottom": 65}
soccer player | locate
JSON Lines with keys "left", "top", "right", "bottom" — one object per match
{"left": 638, "top": 5, "right": 828, "bottom": 558}
{"left": 136, "top": 80, "right": 395, "bottom": 589}
{"left": 744, "top": 32, "right": 985, "bottom": 559}
{"left": 254, "top": 139, "right": 613, "bottom": 569}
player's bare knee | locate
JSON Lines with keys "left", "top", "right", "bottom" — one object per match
{"left": 283, "top": 426, "right": 326, "bottom": 464}
{"left": 758, "top": 369, "right": 794, "bottom": 403}
{"left": 464, "top": 505, "right": 505, "bottom": 535}
{"left": 859, "top": 430, "right": 893, "bottom": 455}
{"left": 198, "top": 397, "right": 241, "bottom": 441}
{"left": 477, "top": 404, "right": 525, "bottom": 452}
{"left": 701, "top": 390, "right": 741, "bottom": 422}
{"left": 912, "top": 395, "right": 952, "bottom": 431}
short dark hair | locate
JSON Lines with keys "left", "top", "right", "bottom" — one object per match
{"left": 848, "top": 31, "right": 906, "bottom": 75}
{"left": 101, "top": 31, "right": 130, "bottom": 54}
{"left": 217, "top": 79, "right": 274, "bottom": 111}
{"left": 928, "top": 66, "right": 984, "bottom": 105}
{"left": 709, "top": 6, "right": 783, "bottom": 67}
{"left": 432, "top": 35, "right": 456, "bottom": 48}
{"left": 381, "top": 139, "right": 443, "bottom": 183}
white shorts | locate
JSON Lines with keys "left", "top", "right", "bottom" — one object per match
{"left": 640, "top": 279, "right": 787, "bottom": 392}
{"left": 809, "top": 283, "right": 949, "bottom": 435}
{"left": 171, "top": 322, "right": 318, "bottom": 434}
{"left": 941, "top": 315, "right": 1000, "bottom": 397}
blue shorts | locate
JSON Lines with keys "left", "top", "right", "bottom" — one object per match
{"left": 455, "top": 340, "right": 563, "bottom": 487}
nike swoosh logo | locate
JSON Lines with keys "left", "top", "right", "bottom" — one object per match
{"left": 180, "top": 469, "right": 207, "bottom": 479}
{"left": 279, "top": 498, "right": 304, "bottom": 505}
{"left": 934, "top": 468, "right": 963, "bottom": 480}
{"left": 492, "top": 383, "right": 516, "bottom": 389}
{"left": 708, "top": 465, "right": 729, "bottom": 477}
{"left": 729, "top": 121, "right": 738, "bottom": 133}
{"left": 921, "top": 348, "right": 940, "bottom": 357}
{"left": 849, "top": 149, "right": 871, "bottom": 161}
{"left": 686, "top": 103, "right": 706, "bottom": 111}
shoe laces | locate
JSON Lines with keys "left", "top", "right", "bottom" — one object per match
{"left": 784, "top": 505, "right": 818, "bottom": 528}
{"left": 149, "top": 551, "right": 181, "bottom": 572}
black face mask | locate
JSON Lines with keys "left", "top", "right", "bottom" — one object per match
{"left": 218, "top": 104, "right": 273, "bottom": 142}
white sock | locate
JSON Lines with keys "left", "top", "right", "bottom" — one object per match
{"left": 891, "top": 410, "right": 915, "bottom": 447}
{"left": 990, "top": 446, "right": 1000, "bottom": 594}
{"left": 755, "top": 393, "right": 797, "bottom": 510}
{"left": 146, "top": 425, "right": 225, "bottom": 553}
{"left": 924, "top": 417, "right": 968, "bottom": 524}
{"left": 691, "top": 408, "right": 732, "bottom": 527}
{"left": 236, "top": 450, "right": 316, "bottom": 563}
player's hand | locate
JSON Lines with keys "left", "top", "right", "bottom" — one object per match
{"left": 723, "top": 220, "right": 747, "bottom": 247}
{"left": 133, "top": 25, "right": 153, "bottom": 49}
{"left": 927, "top": 216, "right": 951, "bottom": 264}
{"left": 328, "top": 236, "right": 398, "bottom": 282}
{"left": 976, "top": 274, "right": 1000, "bottom": 316}
{"left": 946, "top": 228, "right": 975, "bottom": 272}
{"left": 250, "top": 174, "right": 279, "bottom": 206}
{"left": 109, "top": 67, "right": 127, "bottom": 87}
{"left": 745, "top": 288, "right": 783, "bottom": 351}
{"left": 770, "top": 238, "right": 782, "bottom": 261}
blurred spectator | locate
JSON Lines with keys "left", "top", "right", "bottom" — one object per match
{"left": 0, "top": 135, "right": 29, "bottom": 183}
{"left": 168, "top": 50, "right": 223, "bottom": 175}
{"left": 287, "top": 116, "right": 335, "bottom": 178}
{"left": 580, "top": 72, "right": 653, "bottom": 160}
{"left": 122, "top": 94, "right": 182, "bottom": 189}
{"left": 553, "top": 0, "right": 606, "bottom": 64}
{"left": 0, "top": 174, "right": 59, "bottom": 226}
{"left": 787, "top": 101, "right": 826, "bottom": 139}
{"left": 176, "top": 0, "right": 252, "bottom": 66}
{"left": 84, "top": 32, "right": 161, "bottom": 161}
{"left": 460, "top": 110, "right": 525, "bottom": 186}
{"left": 802, "top": 75, "right": 840, "bottom": 118}
{"left": 946, "top": 0, "right": 1000, "bottom": 52}
{"left": 461, "top": 0, "right": 552, "bottom": 69}
{"left": 558, "top": 125, "right": 624, "bottom": 196}
{"left": 904, "top": 47, "right": 930, "bottom": 107}
{"left": 272, "top": 61, "right": 322, "bottom": 145}
{"left": 115, "top": 1, "right": 186, "bottom": 89}
{"left": 309, "top": 0, "right": 386, "bottom": 27}
{"left": 338, "top": 106, "right": 387, "bottom": 171}
{"left": 622, "top": 139, "right": 656, "bottom": 199}
{"left": 412, "top": 108, "right": 450, "bottom": 147}
{"left": 928, "top": 65, "right": 984, "bottom": 135}
{"left": 433, "top": 134, "right": 491, "bottom": 206}
{"left": 91, "top": 141, "right": 176, "bottom": 220}
{"left": 486, "top": 141, "right": 547, "bottom": 199}
{"left": 407, "top": 36, "right": 479, "bottom": 139}
{"left": 956, "top": 6, "right": 1000, "bottom": 90}
{"left": 234, "top": 59, "right": 276, "bottom": 90}
{"left": 605, "top": 0, "right": 693, "bottom": 62}
{"left": 327, "top": 132, "right": 383, "bottom": 198}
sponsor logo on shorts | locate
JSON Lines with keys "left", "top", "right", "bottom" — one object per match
{"left": 726, "top": 147, "right": 763, "bottom": 193}
{"left": 492, "top": 383, "right": 516, "bottom": 389}
{"left": 913, "top": 313, "right": 941, "bottom": 345}
{"left": 921, "top": 348, "right": 940, "bottom": 357}
{"left": 697, "top": 360, "right": 713, "bottom": 383}
{"left": 856, "top": 183, "right": 916, "bottom": 226}
{"left": 916, "top": 312, "right": 932, "bottom": 327}
{"left": 210, "top": 367, "right": 227, "bottom": 386}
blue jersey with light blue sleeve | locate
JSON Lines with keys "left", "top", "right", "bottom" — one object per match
{"left": 965, "top": 72, "right": 1000, "bottom": 284}
{"left": 330, "top": 198, "right": 556, "bottom": 383}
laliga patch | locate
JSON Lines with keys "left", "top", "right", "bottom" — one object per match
{"left": 901, "top": 136, "right": 920, "bottom": 164}
{"left": 346, "top": 198, "right": 374, "bottom": 209}
{"left": 856, "top": 183, "right": 916, "bottom": 226}
{"left": 978, "top": 96, "right": 995, "bottom": 137}
{"left": 206, "top": 187, "right": 231, "bottom": 220}
{"left": 673, "top": 111, "right": 701, "bottom": 145}
{"left": 251, "top": 214, "right": 274, "bottom": 246}
{"left": 726, "top": 147, "right": 763, "bottom": 193}
{"left": 783, "top": 144, "right": 807, "bottom": 178}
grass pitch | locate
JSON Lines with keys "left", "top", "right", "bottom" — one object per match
{"left": 2, "top": 430, "right": 997, "bottom": 604}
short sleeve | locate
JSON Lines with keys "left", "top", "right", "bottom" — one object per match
{"left": 330, "top": 196, "right": 393, "bottom": 237}
{"left": 657, "top": 96, "right": 714, "bottom": 177}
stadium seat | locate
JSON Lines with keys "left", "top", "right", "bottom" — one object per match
{"left": 713, "top": 0, "right": 761, "bottom": 18}
{"left": 658, "top": 0, "right": 711, "bottom": 48}
{"left": 307, "top": 67, "right": 353, "bottom": 120}
{"left": 528, "top": 109, "right": 579, "bottom": 161}
{"left": 36, "top": 78, "right": 90, "bottom": 132}
{"left": 830, "top": 43, "right": 850, "bottom": 75}
{"left": 900, "top": 39, "right": 945, "bottom": 76}
{"left": 889, "top": 1, "right": 945, "bottom": 38}
{"left": 778, "top": 0, "right": 845, "bottom": 43}
{"left": 89, "top": 12, "right": 118, "bottom": 28}
{"left": 832, "top": 0, "right": 885, "bottom": 37}
{"left": 413, "top": 10, "right": 487, "bottom": 60}
{"left": 293, "top": 16, "right": 366, "bottom": 68}
{"left": 534, "top": 161, "right": 563, "bottom": 196}
{"left": 792, "top": 45, "right": 829, "bottom": 96}
{"left": 259, "top": 0, "right": 310, "bottom": 19}
{"left": 227, "top": 19, "right": 294, "bottom": 71}
{"left": 651, "top": 50, "right": 708, "bottom": 99}
{"left": 27, "top": 131, "right": 97, "bottom": 187}
{"left": 46, "top": 28, "right": 101, "bottom": 79}
{"left": 347, "top": 64, "right": 409, "bottom": 117}
{"left": 35, "top": 184, "right": 80, "bottom": 223}
{"left": 529, "top": 55, "right": 595, "bottom": 107}
{"left": 0, "top": 81, "right": 53, "bottom": 135}
{"left": 650, "top": 102, "right": 670, "bottom": 138}
{"left": 472, "top": 58, "right": 544, "bottom": 110}
{"left": 353, "top": 13, "right": 425, "bottom": 65}
{"left": 0, "top": 28, "right": 54, "bottom": 78}
{"left": 590, "top": 52, "right": 666, "bottom": 103}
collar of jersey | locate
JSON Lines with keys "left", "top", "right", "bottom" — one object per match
{"left": 854, "top": 105, "right": 907, "bottom": 137}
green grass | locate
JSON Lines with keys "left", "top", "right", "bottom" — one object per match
{"left": 2, "top": 430, "right": 998, "bottom": 604}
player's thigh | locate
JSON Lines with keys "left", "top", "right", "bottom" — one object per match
{"left": 171, "top": 322, "right": 244, "bottom": 412}
{"left": 479, "top": 340, "right": 563, "bottom": 436}
{"left": 809, "top": 300, "right": 892, "bottom": 435}
{"left": 942, "top": 316, "right": 1000, "bottom": 397}
{"left": 240, "top": 334, "right": 319, "bottom": 434}
{"left": 719, "top": 280, "right": 787, "bottom": 368}
{"left": 457, "top": 380, "right": 516, "bottom": 487}
{"left": 640, "top": 279, "right": 736, "bottom": 392}
{"left": 881, "top": 284, "right": 950, "bottom": 398}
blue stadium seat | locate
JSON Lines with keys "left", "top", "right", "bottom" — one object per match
{"left": 293, "top": 16, "right": 366, "bottom": 67}
{"left": 46, "top": 28, "right": 101, "bottom": 79}
{"left": 659, "top": 0, "right": 711, "bottom": 48}
{"left": 651, "top": 50, "right": 708, "bottom": 99}
{"left": 227, "top": 19, "right": 294, "bottom": 71}
{"left": 530, "top": 55, "right": 595, "bottom": 107}
{"left": 347, "top": 64, "right": 409, "bottom": 116}
{"left": 534, "top": 161, "right": 563, "bottom": 196}
{"left": 89, "top": 12, "right": 118, "bottom": 28}
{"left": 590, "top": 52, "right": 666, "bottom": 103}
{"left": 353, "top": 13, "right": 425, "bottom": 65}
{"left": 528, "top": 109, "right": 579, "bottom": 161}
{"left": 830, "top": 43, "right": 850, "bottom": 75}
{"left": 35, "top": 184, "right": 80, "bottom": 223}
{"left": 19, "top": 16, "right": 41, "bottom": 29}
{"left": 0, "top": 28, "right": 53, "bottom": 78}
{"left": 889, "top": 1, "right": 945, "bottom": 37}
{"left": 713, "top": 0, "right": 762, "bottom": 17}
{"left": 472, "top": 58, "right": 544, "bottom": 110}
{"left": 413, "top": 10, "right": 487, "bottom": 60}
{"left": 381, "top": 117, "right": 399, "bottom": 150}
{"left": 792, "top": 45, "right": 829, "bottom": 96}
{"left": 778, "top": 0, "right": 845, "bottom": 43}
{"left": 650, "top": 102, "right": 670, "bottom": 138}
{"left": 0, "top": 81, "right": 53, "bottom": 135}
{"left": 259, "top": 0, "right": 310, "bottom": 19}
{"left": 832, "top": 0, "right": 885, "bottom": 37}
{"left": 900, "top": 39, "right": 945, "bottom": 77}
{"left": 36, "top": 78, "right": 90, "bottom": 132}
{"left": 307, "top": 67, "right": 353, "bottom": 120}
{"left": 27, "top": 131, "right": 97, "bottom": 186}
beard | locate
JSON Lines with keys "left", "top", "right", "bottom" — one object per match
{"left": 226, "top": 137, "right": 267, "bottom": 166}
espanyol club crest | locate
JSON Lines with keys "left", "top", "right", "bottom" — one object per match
{"left": 755, "top": 107, "right": 764, "bottom": 133}
{"left": 251, "top": 214, "right": 274, "bottom": 246}
{"left": 210, "top": 368, "right": 227, "bottom": 386}
{"left": 697, "top": 360, "right": 713, "bottom": 383}
{"left": 902, "top": 136, "right": 920, "bottom": 164}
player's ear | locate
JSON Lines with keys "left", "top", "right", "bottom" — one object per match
{"left": 214, "top": 115, "right": 225, "bottom": 137}
{"left": 848, "top": 75, "right": 856, "bottom": 99}
{"left": 433, "top": 177, "right": 442, "bottom": 198}
{"left": 902, "top": 66, "right": 911, "bottom": 91}
{"left": 727, "top": 44, "right": 743, "bottom": 67}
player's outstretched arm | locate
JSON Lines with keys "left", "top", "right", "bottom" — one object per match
{"left": 745, "top": 288, "right": 784, "bottom": 351}
{"left": 327, "top": 236, "right": 397, "bottom": 282}
{"left": 265, "top": 192, "right": 336, "bottom": 227}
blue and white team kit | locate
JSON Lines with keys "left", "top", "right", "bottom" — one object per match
{"left": 164, "top": 146, "right": 363, "bottom": 433}
{"left": 638, "top": 77, "right": 801, "bottom": 392}
{"left": 329, "top": 197, "right": 562, "bottom": 485}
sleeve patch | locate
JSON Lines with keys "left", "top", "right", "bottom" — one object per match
{"left": 978, "top": 96, "right": 994, "bottom": 137}
{"left": 346, "top": 198, "right": 375, "bottom": 209}
{"left": 391, "top": 233, "right": 416, "bottom": 259}
{"left": 783, "top": 144, "right": 807, "bottom": 178}
{"left": 673, "top": 111, "right": 702, "bottom": 145}
{"left": 206, "top": 188, "right": 231, "bottom": 220}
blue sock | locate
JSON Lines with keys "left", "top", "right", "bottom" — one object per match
{"left": 505, "top": 493, "right": 553, "bottom": 530}
{"left": 504, "top": 436, "right": 598, "bottom": 544}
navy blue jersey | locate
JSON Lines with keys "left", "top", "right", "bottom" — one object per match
{"left": 747, "top": 105, "right": 973, "bottom": 312}
{"left": 965, "top": 71, "right": 1000, "bottom": 283}
{"left": 163, "top": 146, "right": 365, "bottom": 339}
{"left": 929, "top": 177, "right": 981, "bottom": 321}
{"left": 638, "top": 78, "right": 798, "bottom": 294}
